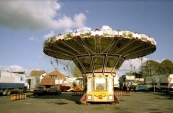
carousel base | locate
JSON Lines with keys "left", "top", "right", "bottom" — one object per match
{"left": 79, "top": 93, "right": 119, "bottom": 104}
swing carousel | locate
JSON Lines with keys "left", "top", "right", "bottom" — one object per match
{"left": 43, "top": 29, "right": 156, "bottom": 104}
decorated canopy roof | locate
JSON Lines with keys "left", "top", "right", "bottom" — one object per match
{"left": 43, "top": 29, "right": 156, "bottom": 74}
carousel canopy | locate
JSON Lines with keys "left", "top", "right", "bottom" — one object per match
{"left": 43, "top": 29, "right": 156, "bottom": 74}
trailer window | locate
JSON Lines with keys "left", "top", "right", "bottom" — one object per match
{"left": 49, "top": 75, "right": 57, "bottom": 78}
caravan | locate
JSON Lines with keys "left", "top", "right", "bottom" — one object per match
{"left": 145, "top": 74, "right": 173, "bottom": 91}
{"left": 0, "top": 71, "right": 27, "bottom": 95}
{"left": 169, "top": 74, "right": 173, "bottom": 90}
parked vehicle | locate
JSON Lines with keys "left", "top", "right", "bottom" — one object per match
{"left": 60, "top": 85, "right": 71, "bottom": 92}
{"left": 169, "top": 74, "right": 173, "bottom": 90}
{"left": 0, "top": 71, "right": 27, "bottom": 96}
{"left": 33, "top": 86, "right": 47, "bottom": 96}
{"left": 135, "top": 85, "right": 148, "bottom": 92}
{"left": 47, "top": 85, "right": 61, "bottom": 95}
{"left": 33, "top": 77, "right": 61, "bottom": 96}
{"left": 119, "top": 75, "right": 139, "bottom": 91}
{"left": 145, "top": 74, "right": 173, "bottom": 91}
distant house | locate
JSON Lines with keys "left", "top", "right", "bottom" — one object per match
{"left": 45, "top": 70, "right": 65, "bottom": 79}
{"left": 44, "top": 70, "right": 66, "bottom": 84}
{"left": 29, "top": 70, "right": 46, "bottom": 82}
{"left": 30, "top": 70, "right": 46, "bottom": 77}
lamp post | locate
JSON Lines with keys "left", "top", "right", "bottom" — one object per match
{"left": 165, "top": 69, "right": 169, "bottom": 91}
{"left": 153, "top": 74, "right": 155, "bottom": 92}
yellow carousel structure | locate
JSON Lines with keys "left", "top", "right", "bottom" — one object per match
{"left": 43, "top": 29, "right": 156, "bottom": 104}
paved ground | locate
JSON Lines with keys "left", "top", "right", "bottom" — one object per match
{"left": 0, "top": 91, "right": 172, "bottom": 113}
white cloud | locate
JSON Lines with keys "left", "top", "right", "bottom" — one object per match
{"left": 73, "top": 13, "right": 86, "bottom": 27}
{"left": 43, "top": 31, "right": 55, "bottom": 39}
{"left": 118, "top": 57, "right": 149, "bottom": 75}
{"left": 29, "top": 36, "right": 39, "bottom": 42}
{"left": 75, "top": 27, "right": 91, "bottom": 32}
{"left": 0, "top": 65, "right": 44, "bottom": 75}
{"left": 86, "top": 10, "right": 90, "bottom": 13}
{"left": 0, "top": 0, "right": 86, "bottom": 30}
{"left": 101, "top": 25, "right": 112, "bottom": 30}
{"left": 29, "top": 36, "right": 35, "bottom": 41}
{"left": 64, "top": 28, "right": 73, "bottom": 33}
{"left": 0, "top": 65, "right": 25, "bottom": 73}
{"left": 38, "top": 54, "right": 48, "bottom": 59}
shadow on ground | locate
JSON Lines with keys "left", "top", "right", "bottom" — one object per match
{"left": 26, "top": 92, "right": 82, "bottom": 104}
{"left": 148, "top": 91, "right": 173, "bottom": 100}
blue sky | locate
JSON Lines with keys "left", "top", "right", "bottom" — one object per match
{"left": 0, "top": 0, "right": 173, "bottom": 76}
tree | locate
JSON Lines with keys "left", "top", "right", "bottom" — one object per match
{"left": 139, "top": 60, "right": 161, "bottom": 78}
{"left": 139, "top": 60, "right": 161, "bottom": 92}
{"left": 125, "top": 71, "right": 133, "bottom": 76}
{"left": 160, "top": 59, "right": 173, "bottom": 76}
{"left": 71, "top": 65, "right": 82, "bottom": 77}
